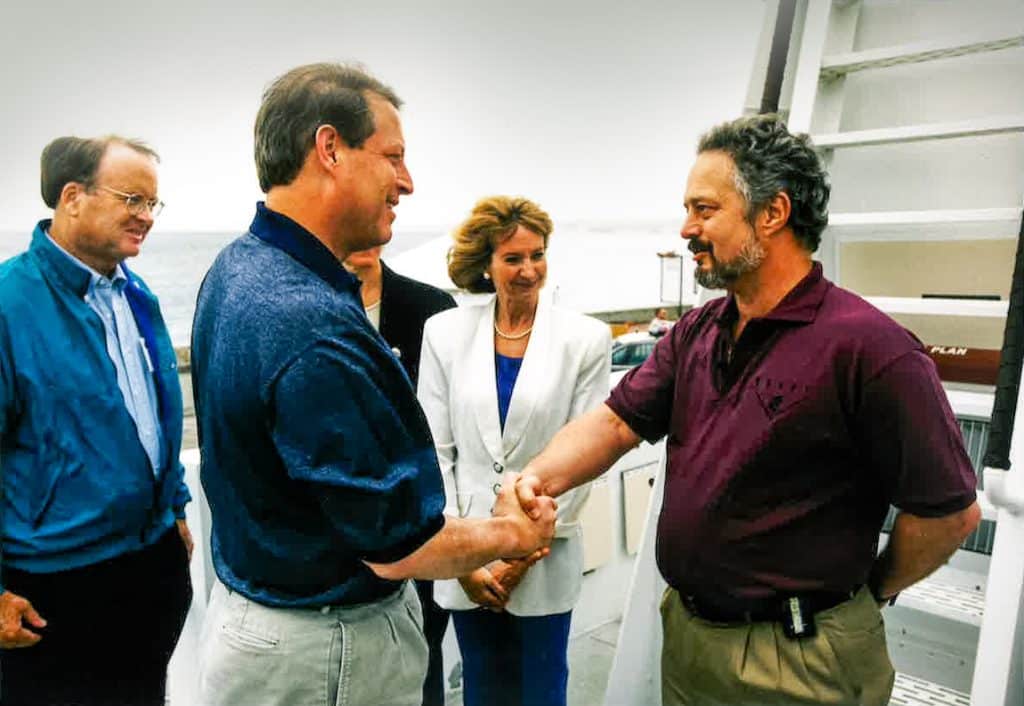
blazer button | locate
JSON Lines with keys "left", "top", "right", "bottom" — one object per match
{"left": 492, "top": 482, "right": 501, "bottom": 495}
{"left": 493, "top": 462, "right": 504, "bottom": 473}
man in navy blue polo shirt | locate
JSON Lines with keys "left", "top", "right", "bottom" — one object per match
{"left": 516, "top": 115, "right": 980, "bottom": 705}
{"left": 192, "top": 63, "right": 557, "bottom": 706}
{"left": 0, "top": 136, "right": 193, "bottom": 705}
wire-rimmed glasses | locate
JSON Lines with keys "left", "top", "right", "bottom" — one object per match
{"left": 96, "top": 185, "right": 165, "bottom": 218}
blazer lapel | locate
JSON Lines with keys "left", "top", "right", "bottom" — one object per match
{"left": 501, "top": 297, "right": 552, "bottom": 457}
{"left": 469, "top": 297, "right": 504, "bottom": 463}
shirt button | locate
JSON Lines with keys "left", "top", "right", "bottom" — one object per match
{"left": 493, "top": 462, "right": 503, "bottom": 474}
{"left": 492, "top": 482, "right": 501, "bottom": 495}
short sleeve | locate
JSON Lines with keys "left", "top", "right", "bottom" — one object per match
{"left": 855, "top": 350, "right": 977, "bottom": 517}
{"left": 270, "top": 338, "right": 445, "bottom": 563}
{"left": 606, "top": 330, "right": 680, "bottom": 443}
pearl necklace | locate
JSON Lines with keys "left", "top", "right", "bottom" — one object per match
{"left": 493, "top": 321, "right": 534, "bottom": 340}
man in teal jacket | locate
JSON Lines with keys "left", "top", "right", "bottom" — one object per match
{"left": 0, "top": 136, "right": 192, "bottom": 706}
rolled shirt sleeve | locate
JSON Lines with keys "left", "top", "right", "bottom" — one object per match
{"left": 271, "top": 338, "right": 446, "bottom": 564}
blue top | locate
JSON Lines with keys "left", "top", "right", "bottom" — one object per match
{"left": 192, "top": 203, "right": 446, "bottom": 608}
{"left": 45, "top": 233, "right": 164, "bottom": 475}
{"left": 0, "top": 222, "right": 189, "bottom": 586}
{"left": 495, "top": 353, "right": 524, "bottom": 431}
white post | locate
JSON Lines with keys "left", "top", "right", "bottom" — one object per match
{"left": 972, "top": 370, "right": 1024, "bottom": 704}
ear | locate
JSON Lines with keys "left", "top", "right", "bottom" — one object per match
{"left": 757, "top": 191, "right": 791, "bottom": 238}
{"left": 313, "top": 124, "right": 343, "bottom": 170}
{"left": 59, "top": 182, "right": 85, "bottom": 217}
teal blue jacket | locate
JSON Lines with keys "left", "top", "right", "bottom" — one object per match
{"left": 0, "top": 221, "right": 189, "bottom": 586}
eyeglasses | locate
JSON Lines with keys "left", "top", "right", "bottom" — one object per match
{"left": 96, "top": 185, "right": 164, "bottom": 218}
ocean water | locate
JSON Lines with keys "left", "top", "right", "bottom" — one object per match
{"left": 0, "top": 228, "right": 441, "bottom": 346}
{"left": 0, "top": 221, "right": 688, "bottom": 346}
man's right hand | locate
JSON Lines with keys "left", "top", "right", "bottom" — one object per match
{"left": 0, "top": 590, "right": 46, "bottom": 648}
{"left": 458, "top": 568, "right": 508, "bottom": 610}
{"left": 493, "top": 473, "right": 557, "bottom": 556}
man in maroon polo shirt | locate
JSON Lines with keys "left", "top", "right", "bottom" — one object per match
{"left": 516, "top": 115, "right": 980, "bottom": 705}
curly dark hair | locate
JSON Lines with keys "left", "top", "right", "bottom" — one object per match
{"left": 698, "top": 114, "right": 830, "bottom": 252}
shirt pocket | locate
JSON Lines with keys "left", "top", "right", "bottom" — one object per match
{"left": 753, "top": 376, "right": 809, "bottom": 423}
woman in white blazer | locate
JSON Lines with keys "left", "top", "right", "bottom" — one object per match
{"left": 418, "top": 196, "right": 611, "bottom": 706}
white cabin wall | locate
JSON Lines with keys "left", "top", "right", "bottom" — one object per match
{"left": 760, "top": 0, "right": 1024, "bottom": 351}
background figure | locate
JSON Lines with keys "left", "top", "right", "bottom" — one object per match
{"left": 418, "top": 196, "right": 611, "bottom": 706}
{"left": 515, "top": 115, "right": 980, "bottom": 706}
{"left": 647, "top": 307, "right": 672, "bottom": 337}
{"left": 344, "top": 244, "right": 456, "bottom": 706}
{"left": 0, "top": 136, "right": 192, "bottom": 705}
{"left": 192, "top": 63, "right": 555, "bottom": 706}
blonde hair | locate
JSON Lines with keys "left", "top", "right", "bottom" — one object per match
{"left": 447, "top": 196, "right": 553, "bottom": 293}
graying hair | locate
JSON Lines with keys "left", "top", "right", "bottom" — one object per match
{"left": 40, "top": 136, "right": 159, "bottom": 209}
{"left": 254, "top": 62, "right": 402, "bottom": 193}
{"left": 698, "top": 114, "right": 830, "bottom": 252}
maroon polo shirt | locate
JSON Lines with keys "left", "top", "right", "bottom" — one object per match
{"left": 607, "top": 263, "right": 976, "bottom": 603}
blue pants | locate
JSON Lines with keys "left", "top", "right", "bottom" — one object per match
{"left": 452, "top": 608, "right": 572, "bottom": 706}
{"left": 414, "top": 579, "right": 450, "bottom": 706}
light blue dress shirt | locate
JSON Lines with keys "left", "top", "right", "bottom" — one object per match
{"left": 45, "top": 233, "right": 164, "bottom": 475}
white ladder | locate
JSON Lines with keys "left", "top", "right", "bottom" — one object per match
{"left": 774, "top": 1, "right": 1024, "bottom": 704}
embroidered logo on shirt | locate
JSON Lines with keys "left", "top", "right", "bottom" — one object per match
{"left": 755, "top": 377, "right": 807, "bottom": 420}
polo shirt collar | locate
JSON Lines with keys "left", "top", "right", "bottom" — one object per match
{"left": 30, "top": 220, "right": 129, "bottom": 298}
{"left": 715, "top": 261, "right": 829, "bottom": 327}
{"left": 249, "top": 202, "right": 360, "bottom": 295}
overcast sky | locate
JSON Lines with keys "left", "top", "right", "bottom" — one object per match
{"left": 0, "top": 0, "right": 765, "bottom": 234}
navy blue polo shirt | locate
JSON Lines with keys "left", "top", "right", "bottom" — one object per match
{"left": 608, "top": 263, "right": 976, "bottom": 603}
{"left": 192, "top": 203, "right": 445, "bottom": 608}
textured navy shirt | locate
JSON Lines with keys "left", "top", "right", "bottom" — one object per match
{"left": 607, "top": 263, "right": 976, "bottom": 603}
{"left": 192, "top": 204, "right": 445, "bottom": 608}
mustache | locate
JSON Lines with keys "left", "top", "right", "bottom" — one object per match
{"left": 688, "top": 240, "right": 714, "bottom": 255}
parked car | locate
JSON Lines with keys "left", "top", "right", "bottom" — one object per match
{"left": 611, "top": 332, "right": 657, "bottom": 373}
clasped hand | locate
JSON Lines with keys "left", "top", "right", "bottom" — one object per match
{"left": 460, "top": 473, "right": 557, "bottom": 610}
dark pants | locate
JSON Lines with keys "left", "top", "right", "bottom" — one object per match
{"left": 414, "top": 579, "right": 451, "bottom": 706}
{"left": 0, "top": 527, "right": 192, "bottom": 706}
{"left": 452, "top": 608, "right": 572, "bottom": 706}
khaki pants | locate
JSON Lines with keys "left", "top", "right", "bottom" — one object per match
{"left": 660, "top": 585, "right": 895, "bottom": 706}
{"left": 199, "top": 580, "right": 427, "bottom": 706}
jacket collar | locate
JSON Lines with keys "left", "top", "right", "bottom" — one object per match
{"left": 468, "top": 294, "right": 553, "bottom": 462}
{"left": 30, "top": 220, "right": 93, "bottom": 298}
{"left": 500, "top": 296, "right": 550, "bottom": 452}
{"left": 248, "top": 202, "right": 360, "bottom": 296}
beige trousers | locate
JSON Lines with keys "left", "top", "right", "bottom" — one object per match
{"left": 199, "top": 580, "right": 427, "bottom": 706}
{"left": 660, "top": 585, "right": 895, "bottom": 706}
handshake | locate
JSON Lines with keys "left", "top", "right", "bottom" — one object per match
{"left": 493, "top": 472, "right": 557, "bottom": 557}
{"left": 459, "top": 473, "right": 557, "bottom": 611}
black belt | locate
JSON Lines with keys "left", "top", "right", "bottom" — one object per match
{"left": 679, "top": 587, "right": 858, "bottom": 624}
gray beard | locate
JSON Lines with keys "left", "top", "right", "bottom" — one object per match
{"left": 694, "top": 235, "right": 767, "bottom": 290}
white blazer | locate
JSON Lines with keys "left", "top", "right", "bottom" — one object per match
{"left": 418, "top": 294, "right": 612, "bottom": 615}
